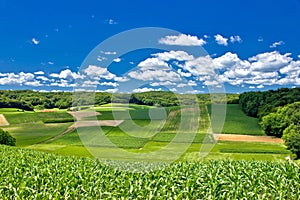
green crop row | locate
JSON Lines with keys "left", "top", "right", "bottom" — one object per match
{"left": 220, "top": 148, "right": 291, "bottom": 154}
{"left": 0, "top": 145, "right": 299, "bottom": 199}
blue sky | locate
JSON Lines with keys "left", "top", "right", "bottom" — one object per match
{"left": 0, "top": 0, "right": 299, "bottom": 93}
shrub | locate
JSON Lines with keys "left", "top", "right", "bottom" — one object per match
{"left": 0, "top": 128, "right": 16, "bottom": 146}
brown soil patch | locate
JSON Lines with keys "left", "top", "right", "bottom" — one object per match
{"left": 214, "top": 134, "right": 283, "bottom": 143}
{"left": 68, "top": 111, "right": 101, "bottom": 120}
{"left": 0, "top": 114, "right": 9, "bottom": 126}
{"left": 75, "top": 120, "right": 124, "bottom": 128}
{"left": 40, "top": 110, "right": 55, "bottom": 113}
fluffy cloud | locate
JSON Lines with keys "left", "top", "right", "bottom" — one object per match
{"left": 270, "top": 41, "right": 284, "bottom": 48}
{"left": 257, "top": 85, "right": 264, "bottom": 89}
{"left": 159, "top": 34, "right": 206, "bottom": 46}
{"left": 99, "top": 82, "right": 119, "bottom": 87}
{"left": 177, "top": 80, "right": 197, "bottom": 88}
{"left": 128, "top": 69, "right": 181, "bottom": 82}
{"left": 153, "top": 50, "right": 194, "bottom": 62}
{"left": 50, "top": 79, "right": 76, "bottom": 88}
{"left": 34, "top": 71, "right": 44, "bottom": 75}
{"left": 133, "top": 87, "right": 162, "bottom": 93}
{"left": 249, "top": 51, "right": 292, "bottom": 72}
{"left": 137, "top": 58, "right": 170, "bottom": 70}
{"left": 50, "top": 69, "right": 83, "bottom": 80}
{"left": 84, "top": 65, "right": 116, "bottom": 80}
{"left": 25, "top": 80, "right": 43, "bottom": 87}
{"left": 31, "top": 38, "right": 40, "bottom": 45}
{"left": 36, "top": 76, "right": 49, "bottom": 81}
{"left": 214, "top": 34, "right": 228, "bottom": 46}
{"left": 105, "top": 88, "right": 118, "bottom": 93}
{"left": 230, "top": 35, "right": 242, "bottom": 43}
{"left": 0, "top": 72, "right": 41, "bottom": 86}
{"left": 150, "top": 81, "right": 176, "bottom": 87}
{"left": 108, "top": 19, "right": 117, "bottom": 25}
{"left": 183, "top": 56, "right": 216, "bottom": 76}
{"left": 113, "top": 58, "right": 121, "bottom": 63}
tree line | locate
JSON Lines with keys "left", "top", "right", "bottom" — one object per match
{"left": 0, "top": 90, "right": 239, "bottom": 111}
{"left": 239, "top": 87, "right": 300, "bottom": 119}
{"left": 239, "top": 87, "right": 300, "bottom": 158}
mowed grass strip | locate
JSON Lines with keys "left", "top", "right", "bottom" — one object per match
{"left": 211, "top": 141, "right": 289, "bottom": 153}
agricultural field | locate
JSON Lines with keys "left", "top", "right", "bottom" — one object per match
{"left": 0, "top": 101, "right": 297, "bottom": 199}
{"left": 0, "top": 108, "right": 73, "bottom": 146}
{"left": 0, "top": 103, "right": 291, "bottom": 161}
{"left": 0, "top": 145, "right": 299, "bottom": 199}
{"left": 208, "top": 104, "right": 263, "bottom": 135}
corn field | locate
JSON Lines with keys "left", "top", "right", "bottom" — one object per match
{"left": 0, "top": 145, "right": 299, "bottom": 199}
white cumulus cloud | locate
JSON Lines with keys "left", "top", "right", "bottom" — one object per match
{"left": 133, "top": 87, "right": 162, "bottom": 93}
{"left": 34, "top": 71, "right": 45, "bottom": 75}
{"left": 50, "top": 69, "right": 84, "bottom": 80}
{"left": 158, "top": 34, "right": 206, "bottom": 46}
{"left": 113, "top": 58, "right": 121, "bottom": 63}
{"left": 84, "top": 65, "right": 116, "bottom": 80}
{"left": 214, "top": 34, "right": 228, "bottom": 46}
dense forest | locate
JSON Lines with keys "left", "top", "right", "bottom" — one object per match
{"left": 0, "top": 90, "right": 239, "bottom": 111}
{"left": 239, "top": 87, "right": 300, "bottom": 119}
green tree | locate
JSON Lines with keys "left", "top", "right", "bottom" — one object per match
{"left": 282, "top": 124, "right": 300, "bottom": 159}
{"left": 0, "top": 128, "right": 16, "bottom": 146}
{"left": 260, "top": 111, "right": 287, "bottom": 137}
{"left": 261, "top": 102, "right": 300, "bottom": 137}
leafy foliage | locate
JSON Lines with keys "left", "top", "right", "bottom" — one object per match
{"left": 260, "top": 102, "right": 300, "bottom": 158}
{"left": 1, "top": 145, "right": 299, "bottom": 199}
{"left": 239, "top": 87, "right": 300, "bottom": 119}
{"left": 261, "top": 102, "right": 300, "bottom": 137}
{"left": 283, "top": 124, "right": 300, "bottom": 158}
{"left": 0, "top": 128, "right": 16, "bottom": 146}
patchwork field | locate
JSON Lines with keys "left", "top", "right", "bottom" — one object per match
{"left": 0, "top": 103, "right": 291, "bottom": 161}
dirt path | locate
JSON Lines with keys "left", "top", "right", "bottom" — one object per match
{"left": 0, "top": 114, "right": 9, "bottom": 126}
{"left": 214, "top": 133, "right": 283, "bottom": 143}
{"left": 39, "top": 125, "right": 76, "bottom": 144}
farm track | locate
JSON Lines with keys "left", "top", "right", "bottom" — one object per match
{"left": 214, "top": 133, "right": 284, "bottom": 143}
{"left": 38, "top": 124, "right": 76, "bottom": 144}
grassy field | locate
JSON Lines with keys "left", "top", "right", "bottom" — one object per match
{"left": 3, "top": 110, "right": 73, "bottom": 124}
{"left": 3, "top": 122, "right": 72, "bottom": 146}
{"left": 0, "top": 109, "right": 73, "bottom": 146}
{"left": 208, "top": 104, "right": 263, "bottom": 135}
